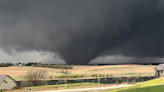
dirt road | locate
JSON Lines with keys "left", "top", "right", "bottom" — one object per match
{"left": 35, "top": 84, "right": 131, "bottom": 92}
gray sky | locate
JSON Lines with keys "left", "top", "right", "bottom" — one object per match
{"left": 0, "top": 0, "right": 163, "bottom": 64}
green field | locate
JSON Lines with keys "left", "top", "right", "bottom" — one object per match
{"left": 115, "top": 85, "right": 164, "bottom": 92}
{"left": 109, "top": 77, "right": 164, "bottom": 92}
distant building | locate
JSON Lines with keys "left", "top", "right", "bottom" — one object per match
{"left": 0, "top": 75, "right": 17, "bottom": 90}
{"left": 155, "top": 64, "right": 164, "bottom": 77}
{"left": 18, "top": 63, "right": 22, "bottom": 66}
{"left": 14, "top": 63, "right": 23, "bottom": 66}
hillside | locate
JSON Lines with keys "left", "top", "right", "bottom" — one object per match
{"left": 109, "top": 77, "right": 164, "bottom": 92}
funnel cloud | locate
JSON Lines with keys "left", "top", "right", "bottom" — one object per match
{"left": 0, "top": 0, "right": 163, "bottom": 64}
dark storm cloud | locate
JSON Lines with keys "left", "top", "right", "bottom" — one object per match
{"left": 0, "top": 0, "right": 163, "bottom": 64}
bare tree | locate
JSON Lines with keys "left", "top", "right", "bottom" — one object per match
{"left": 23, "top": 69, "right": 47, "bottom": 86}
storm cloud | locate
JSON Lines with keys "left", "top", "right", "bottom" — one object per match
{"left": 0, "top": 0, "right": 163, "bottom": 64}
{"left": 0, "top": 49, "right": 65, "bottom": 64}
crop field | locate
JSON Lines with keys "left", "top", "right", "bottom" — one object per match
{"left": 0, "top": 65, "right": 156, "bottom": 80}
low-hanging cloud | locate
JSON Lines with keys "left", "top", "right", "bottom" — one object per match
{"left": 0, "top": 0, "right": 163, "bottom": 64}
{"left": 0, "top": 49, "right": 65, "bottom": 64}
{"left": 90, "top": 55, "right": 164, "bottom": 64}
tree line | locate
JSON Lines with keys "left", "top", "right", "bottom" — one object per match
{"left": 0, "top": 62, "right": 73, "bottom": 69}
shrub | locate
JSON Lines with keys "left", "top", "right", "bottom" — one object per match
{"left": 50, "top": 76, "right": 53, "bottom": 79}
{"left": 55, "top": 74, "right": 85, "bottom": 78}
{"left": 106, "top": 74, "right": 109, "bottom": 77}
{"left": 101, "top": 74, "right": 105, "bottom": 77}
{"left": 110, "top": 74, "right": 113, "bottom": 78}
{"left": 93, "top": 74, "right": 98, "bottom": 77}
{"left": 23, "top": 69, "right": 47, "bottom": 87}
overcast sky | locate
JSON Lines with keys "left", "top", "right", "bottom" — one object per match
{"left": 0, "top": 0, "right": 163, "bottom": 64}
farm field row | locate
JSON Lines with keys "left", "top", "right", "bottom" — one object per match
{"left": 0, "top": 65, "right": 156, "bottom": 80}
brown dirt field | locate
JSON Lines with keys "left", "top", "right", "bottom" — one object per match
{"left": 0, "top": 65, "right": 156, "bottom": 80}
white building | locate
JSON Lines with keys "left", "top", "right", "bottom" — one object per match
{"left": 0, "top": 75, "right": 17, "bottom": 90}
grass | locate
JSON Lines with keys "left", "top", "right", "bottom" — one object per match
{"left": 26, "top": 82, "right": 96, "bottom": 88}
{"left": 115, "top": 73, "right": 154, "bottom": 77}
{"left": 109, "top": 77, "right": 164, "bottom": 92}
{"left": 115, "top": 85, "right": 164, "bottom": 92}
{"left": 13, "top": 73, "right": 154, "bottom": 80}
{"left": 13, "top": 76, "right": 24, "bottom": 80}
{"left": 89, "top": 67, "right": 134, "bottom": 72}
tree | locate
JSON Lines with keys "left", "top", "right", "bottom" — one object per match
{"left": 23, "top": 69, "right": 47, "bottom": 86}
